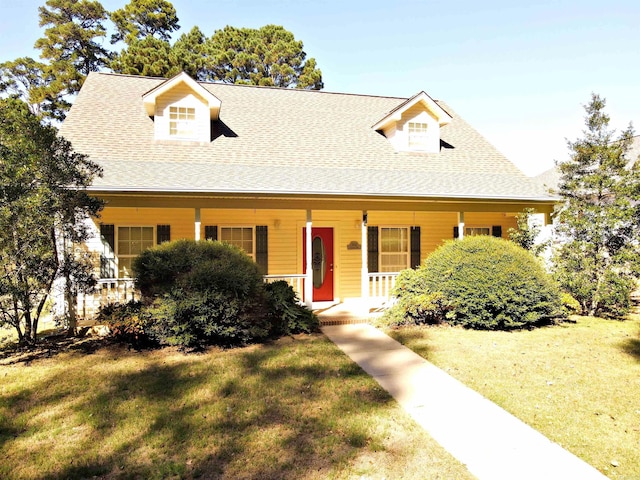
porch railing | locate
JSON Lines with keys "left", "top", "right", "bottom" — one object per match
{"left": 75, "top": 272, "right": 400, "bottom": 320}
{"left": 263, "top": 274, "right": 306, "bottom": 299}
{"left": 76, "top": 278, "right": 139, "bottom": 320}
{"left": 368, "top": 272, "right": 399, "bottom": 306}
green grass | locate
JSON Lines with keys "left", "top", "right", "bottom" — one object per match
{"left": 387, "top": 315, "right": 640, "bottom": 480}
{"left": 0, "top": 334, "right": 473, "bottom": 480}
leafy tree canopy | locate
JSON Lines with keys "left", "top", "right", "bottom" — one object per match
{"left": 0, "top": 97, "right": 103, "bottom": 344}
{"left": 34, "top": 0, "right": 111, "bottom": 96}
{"left": 110, "top": 36, "right": 180, "bottom": 77}
{"left": 554, "top": 93, "right": 639, "bottom": 318}
{"left": 0, "top": 57, "right": 70, "bottom": 121}
{"left": 207, "top": 24, "right": 323, "bottom": 89}
{"left": 110, "top": 0, "right": 180, "bottom": 44}
{"left": 4, "top": 1, "right": 324, "bottom": 120}
{"left": 171, "top": 26, "right": 212, "bottom": 80}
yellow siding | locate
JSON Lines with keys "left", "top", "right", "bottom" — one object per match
{"left": 95, "top": 206, "right": 519, "bottom": 300}
{"left": 99, "top": 207, "right": 196, "bottom": 241}
{"left": 200, "top": 208, "right": 307, "bottom": 277}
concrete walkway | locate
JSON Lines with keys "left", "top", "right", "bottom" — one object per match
{"left": 322, "top": 323, "right": 608, "bottom": 480}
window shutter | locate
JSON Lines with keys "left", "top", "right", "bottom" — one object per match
{"left": 100, "top": 224, "right": 115, "bottom": 252}
{"left": 453, "top": 226, "right": 459, "bottom": 239}
{"left": 367, "top": 226, "right": 379, "bottom": 273}
{"left": 99, "top": 224, "right": 115, "bottom": 278}
{"left": 157, "top": 225, "right": 171, "bottom": 244}
{"left": 204, "top": 225, "right": 218, "bottom": 241}
{"left": 492, "top": 225, "right": 502, "bottom": 238}
{"left": 410, "top": 226, "right": 421, "bottom": 269}
{"left": 255, "top": 225, "right": 268, "bottom": 274}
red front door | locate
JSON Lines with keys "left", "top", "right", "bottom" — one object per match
{"left": 302, "top": 227, "right": 334, "bottom": 302}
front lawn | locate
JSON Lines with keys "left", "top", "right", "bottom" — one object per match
{"left": 0, "top": 334, "right": 473, "bottom": 480}
{"left": 387, "top": 316, "right": 640, "bottom": 480}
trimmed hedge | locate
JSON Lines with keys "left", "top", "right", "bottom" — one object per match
{"left": 384, "top": 236, "right": 563, "bottom": 330}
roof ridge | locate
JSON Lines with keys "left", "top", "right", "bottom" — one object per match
{"left": 90, "top": 71, "right": 412, "bottom": 101}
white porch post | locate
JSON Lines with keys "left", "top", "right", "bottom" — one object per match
{"left": 194, "top": 207, "right": 201, "bottom": 241}
{"left": 361, "top": 211, "right": 369, "bottom": 313}
{"left": 458, "top": 212, "right": 465, "bottom": 240}
{"left": 305, "top": 210, "right": 313, "bottom": 309}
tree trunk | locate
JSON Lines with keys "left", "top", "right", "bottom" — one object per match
{"left": 23, "top": 305, "right": 34, "bottom": 344}
{"left": 65, "top": 277, "right": 77, "bottom": 337}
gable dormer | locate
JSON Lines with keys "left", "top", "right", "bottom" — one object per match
{"left": 143, "top": 72, "right": 221, "bottom": 143}
{"left": 372, "top": 91, "right": 452, "bottom": 153}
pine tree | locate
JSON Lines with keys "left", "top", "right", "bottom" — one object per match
{"left": 171, "top": 26, "right": 212, "bottom": 80}
{"left": 110, "top": 0, "right": 180, "bottom": 45}
{"left": 207, "top": 25, "right": 324, "bottom": 89}
{"left": 110, "top": 36, "right": 180, "bottom": 77}
{"left": 34, "top": 0, "right": 111, "bottom": 97}
{"left": 554, "top": 93, "right": 639, "bottom": 317}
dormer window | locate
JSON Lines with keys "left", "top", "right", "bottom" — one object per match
{"left": 142, "top": 72, "right": 222, "bottom": 143}
{"left": 371, "top": 91, "right": 452, "bottom": 153}
{"left": 169, "top": 106, "right": 196, "bottom": 138}
{"left": 408, "top": 122, "right": 429, "bottom": 149}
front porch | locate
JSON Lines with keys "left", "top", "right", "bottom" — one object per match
{"left": 76, "top": 272, "right": 399, "bottom": 324}
{"left": 67, "top": 193, "right": 553, "bottom": 322}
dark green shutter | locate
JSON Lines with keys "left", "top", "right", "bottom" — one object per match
{"left": 157, "top": 225, "right": 171, "bottom": 244}
{"left": 100, "top": 224, "right": 115, "bottom": 252}
{"left": 453, "top": 226, "right": 459, "bottom": 239}
{"left": 410, "top": 226, "right": 421, "bottom": 269}
{"left": 255, "top": 226, "right": 268, "bottom": 274}
{"left": 367, "top": 226, "right": 379, "bottom": 273}
{"left": 99, "top": 224, "right": 115, "bottom": 278}
{"left": 205, "top": 225, "right": 218, "bottom": 241}
{"left": 492, "top": 225, "right": 502, "bottom": 238}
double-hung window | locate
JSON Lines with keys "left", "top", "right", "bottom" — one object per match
{"left": 169, "top": 106, "right": 196, "bottom": 138}
{"left": 380, "top": 227, "right": 409, "bottom": 272}
{"left": 408, "top": 122, "right": 429, "bottom": 149}
{"left": 220, "top": 227, "right": 254, "bottom": 259}
{"left": 117, "top": 226, "right": 154, "bottom": 277}
{"left": 465, "top": 226, "right": 491, "bottom": 236}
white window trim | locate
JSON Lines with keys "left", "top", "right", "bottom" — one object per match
{"left": 220, "top": 225, "right": 256, "bottom": 259}
{"left": 115, "top": 225, "right": 156, "bottom": 278}
{"left": 379, "top": 225, "right": 410, "bottom": 273}
{"left": 168, "top": 105, "right": 197, "bottom": 139}
{"left": 407, "top": 121, "right": 430, "bottom": 150}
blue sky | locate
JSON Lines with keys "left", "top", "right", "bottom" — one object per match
{"left": 1, "top": 0, "right": 639, "bottom": 175}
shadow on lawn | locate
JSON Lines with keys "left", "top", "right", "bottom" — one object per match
{"left": 621, "top": 337, "right": 640, "bottom": 361}
{"left": 0, "top": 335, "right": 113, "bottom": 366}
{"left": 386, "top": 327, "right": 433, "bottom": 358}
{"left": 2, "top": 336, "right": 395, "bottom": 480}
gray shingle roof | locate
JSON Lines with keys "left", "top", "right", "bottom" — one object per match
{"left": 60, "top": 72, "right": 554, "bottom": 201}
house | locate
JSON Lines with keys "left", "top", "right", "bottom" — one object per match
{"left": 59, "top": 71, "right": 556, "bottom": 316}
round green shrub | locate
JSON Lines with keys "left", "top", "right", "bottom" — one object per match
{"left": 133, "top": 239, "right": 270, "bottom": 348}
{"left": 129, "top": 240, "right": 317, "bottom": 348}
{"left": 389, "top": 236, "right": 563, "bottom": 329}
{"left": 134, "top": 239, "right": 265, "bottom": 302}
